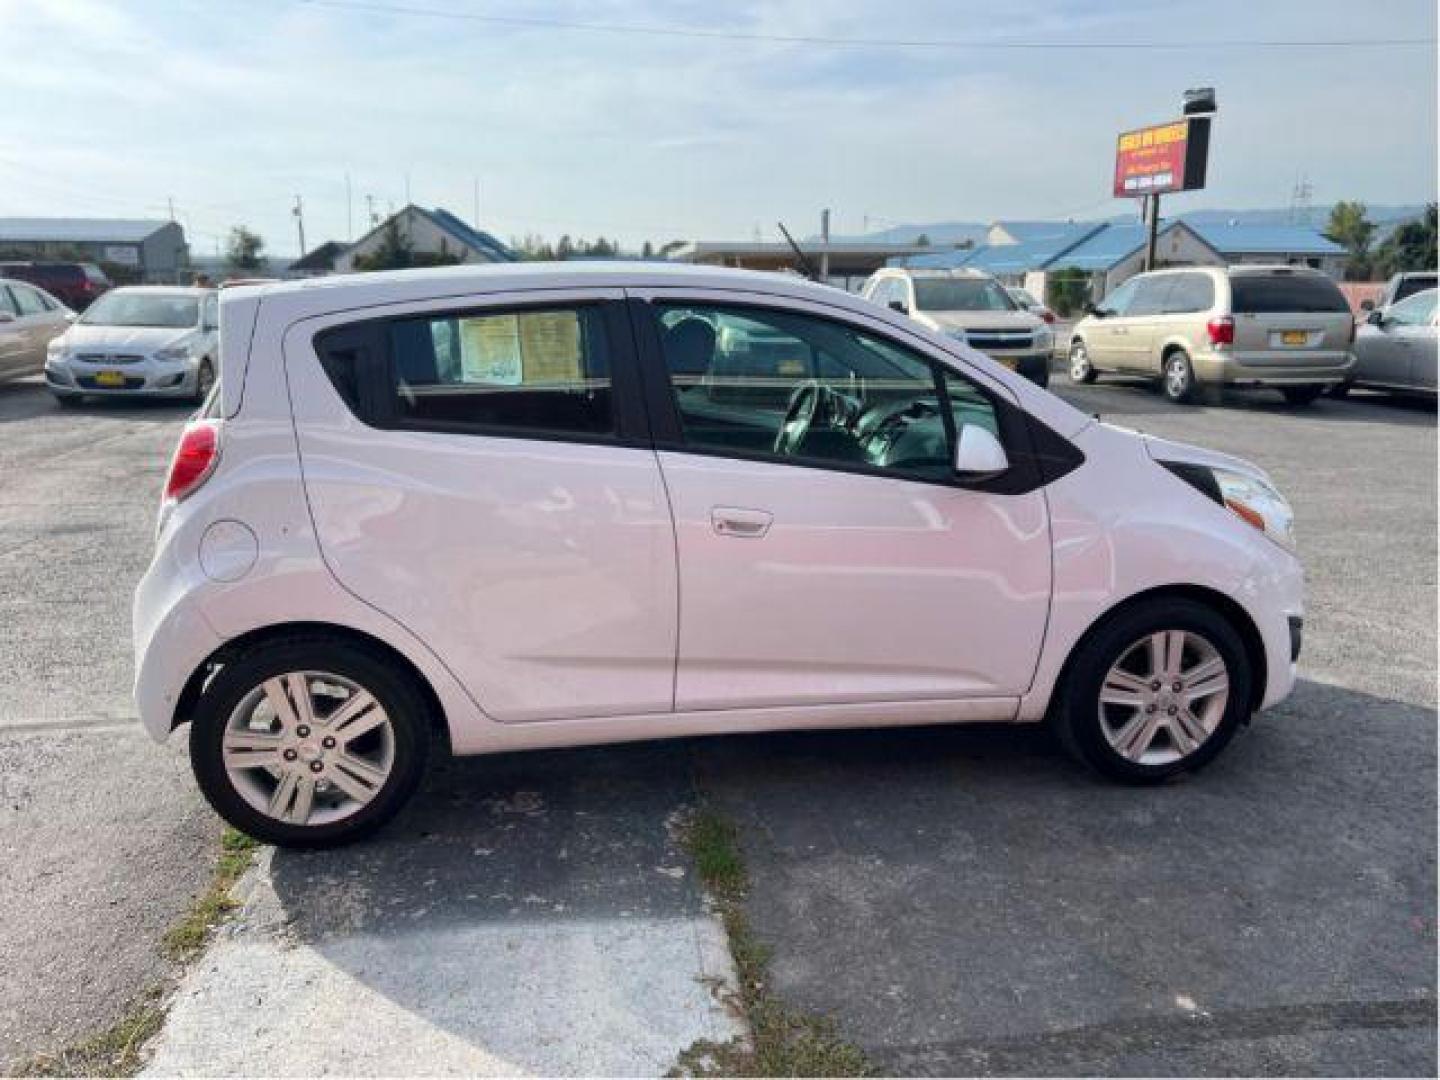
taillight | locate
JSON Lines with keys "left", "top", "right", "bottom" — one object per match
{"left": 1206, "top": 316, "right": 1235, "bottom": 346}
{"left": 1041, "top": 310, "right": 1056, "bottom": 324}
{"left": 164, "top": 419, "right": 221, "bottom": 502}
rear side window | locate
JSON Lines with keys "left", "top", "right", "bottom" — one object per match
{"left": 0, "top": 287, "right": 17, "bottom": 316}
{"left": 1230, "top": 275, "right": 1349, "bottom": 314}
{"left": 317, "top": 305, "right": 615, "bottom": 438}
{"left": 1128, "top": 276, "right": 1174, "bottom": 316}
{"left": 11, "top": 285, "right": 45, "bottom": 316}
{"left": 1162, "top": 273, "right": 1215, "bottom": 314}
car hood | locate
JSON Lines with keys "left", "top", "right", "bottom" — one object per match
{"left": 1134, "top": 428, "right": 1273, "bottom": 484}
{"left": 58, "top": 325, "right": 197, "bottom": 351}
{"left": 917, "top": 310, "right": 1046, "bottom": 334}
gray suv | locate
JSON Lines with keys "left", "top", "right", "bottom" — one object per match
{"left": 1069, "top": 266, "right": 1355, "bottom": 405}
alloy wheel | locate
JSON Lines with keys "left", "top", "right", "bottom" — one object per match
{"left": 222, "top": 671, "right": 395, "bottom": 827}
{"left": 1097, "top": 630, "right": 1230, "bottom": 765}
{"left": 1165, "top": 355, "right": 1191, "bottom": 400}
{"left": 1069, "top": 342, "right": 1092, "bottom": 382}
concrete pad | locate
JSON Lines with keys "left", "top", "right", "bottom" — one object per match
{"left": 146, "top": 850, "right": 740, "bottom": 1076}
{"left": 144, "top": 745, "right": 745, "bottom": 1076}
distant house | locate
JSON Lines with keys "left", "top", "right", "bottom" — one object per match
{"left": 0, "top": 217, "right": 188, "bottom": 282}
{"left": 333, "top": 205, "right": 517, "bottom": 272}
{"left": 892, "top": 217, "right": 1347, "bottom": 304}
{"left": 287, "top": 240, "right": 349, "bottom": 278}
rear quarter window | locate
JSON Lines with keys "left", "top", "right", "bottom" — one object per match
{"left": 1230, "top": 275, "right": 1350, "bottom": 314}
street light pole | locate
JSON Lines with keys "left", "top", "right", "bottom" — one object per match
{"left": 1144, "top": 192, "right": 1160, "bottom": 272}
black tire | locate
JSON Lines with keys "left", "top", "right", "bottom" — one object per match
{"left": 1054, "top": 598, "right": 1252, "bottom": 784}
{"left": 189, "top": 637, "right": 431, "bottom": 848}
{"left": 191, "top": 359, "right": 216, "bottom": 406}
{"left": 1068, "top": 339, "right": 1098, "bottom": 384}
{"left": 1161, "top": 349, "right": 1202, "bottom": 404}
{"left": 1327, "top": 381, "right": 1353, "bottom": 400}
{"left": 53, "top": 394, "right": 83, "bottom": 409}
{"left": 1281, "top": 384, "right": 1323, "bottom": 406}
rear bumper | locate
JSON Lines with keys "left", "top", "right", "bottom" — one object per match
{"left": 1194, "top": 350, "right": 1354, "bottom": 387}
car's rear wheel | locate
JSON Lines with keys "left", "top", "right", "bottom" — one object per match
{"left": 1281, "top": 384, "right": 1323, "bottom": 406}
{"left": 1068, "top": 339, "right": 1098, "bottom": 384}
{"left": 1327, "top": 380, "right": 1353, "bottom": 400}
{"left": 1161, "top": 349, "right": 1201, "bottom": 404}
{"left": 1055, "top": 598, "right": 1251, "bottom": 783}
{"left": 53, "top": 393, "right": 83, "bottom": 409}
{"left": 189, "top": 638, "right": 430, "bottom": 847}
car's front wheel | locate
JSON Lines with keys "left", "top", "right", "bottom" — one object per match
{"left": 189, "top": 637, "right": 431, "bottom": 847}
{"left": 1281, "top": 385, "right": 1323, "bottom": 406}
{"left": 1055, "top": 599, "right": 1252, "bottom": 783}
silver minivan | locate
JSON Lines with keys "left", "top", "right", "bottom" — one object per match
{"left": 1068, "top": 266, "right": 1355, "bottom": 405}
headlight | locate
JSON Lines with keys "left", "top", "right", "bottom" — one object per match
{"left": 1214, "top": 467, "right": 1295, "bottom": 551}
{"left": 155, "top": 344, "right": 196, "bottom": 361}
{"left": 47, "top": 341, "right": 67, "bottom": 360}
{"left": 1163, "top": 460, "right": 1295, "bottom": 552}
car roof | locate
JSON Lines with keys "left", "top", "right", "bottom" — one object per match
{"left": 103, "top": 285, "right": 213, "bottom": 296}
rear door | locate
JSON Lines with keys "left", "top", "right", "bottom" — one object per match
{"left": 287, "top": 290, "right": 679, "bottom": 722}
{"left": 1388, "top": 291, "right": 1439, "bottom": 389}
{"left": 1115, "top": 275, "right": 1177, "bottom": 373}
{"left": 1229, "top": 272, "right": 1353, "bottom": 370}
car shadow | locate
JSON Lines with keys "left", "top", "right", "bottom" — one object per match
{"left": 0, "top": 378, "right": 195, "bottom": 424}
{"left": 1054, "top": 379, "right": 1437, "bottom": 426}
{"left": 264, "top": 679, "right": 1435, "bottom": 1075}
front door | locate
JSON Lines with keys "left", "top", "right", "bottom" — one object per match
{"left": 630, "top": 292, "right": 1052, "bottom": 711}
{"left": 287, "top": 290, "right": 678, "bottom": 722}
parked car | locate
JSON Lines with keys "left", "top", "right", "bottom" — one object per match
{"left": 1337, "top": 287, "right": 1437, "bottom": 396}
{"left": 0, "top": 277, "right": 74, "bottom": 385}
{"left": 1362, "top": 271, "right": 1438, "bottom": 316}
{"left": 1005, "top": 285, "right": 1057, "bottom": 324}
{"left": 1068, "top": 265, "right": 1355, "bottom": 405}
{"left": 861, "top": 267, "right": 1053, "bottom": 387}
{"left": 135, "top": 264, "right": 1303, "bottom": 846}
{"left": 0, "top": 261, "right": 110, "bottom": 311}
{"left": 44, "top": 286, "right": 218, "bottom": 405}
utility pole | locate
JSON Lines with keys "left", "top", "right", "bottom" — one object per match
{"left": 365, "top": 194, "right": 377, "bottom": 227}
{"left": 345, "top": 173, "right": 354, "bottom": 241}
{"left": 819, "top": 208, "right": 831, "bottom": 281}
{"left": 167, "top": 196, "right": 176, "bottom": 221}
{"left": 292, "top": 195, "right": 306, "bottom": 258}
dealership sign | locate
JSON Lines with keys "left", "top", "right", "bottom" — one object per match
{"left": 1112, "top": 116, "right": 1211, "bottom": 197}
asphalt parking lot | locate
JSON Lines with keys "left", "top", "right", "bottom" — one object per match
{"left": 0, "top": 373, "right": 1434, "bottom": 1074}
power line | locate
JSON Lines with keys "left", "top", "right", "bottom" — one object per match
{"left": 297, "top": 0, "right": 1436, "bottom": 51}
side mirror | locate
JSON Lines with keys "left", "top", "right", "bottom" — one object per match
{"left": 954, "top": 424, "right": 1009, "bottom": 477}
{"left": 1366, "top": 309, "right": 1384, "bottom": 326}
{"left": 888, "top": 299, "right": 908, "bottom": 314}
{"left": 1359, "top": 299, "right": 1375, "bottom": 312}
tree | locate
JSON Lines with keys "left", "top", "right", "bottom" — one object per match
{"left": 226, "top": 226, "right": 266, "bottom": 274}
{"left": 914, "top": 233, "right": 932, "bottom": 247}
{"left": 1373, "top": 203, "right": 1438, "bottom": 279}
{"left": 641, "top": 241, "right": 655, "bottom": 259}
{"left": 1325, "top": 201, "right": 1376, "bottom": 281}
{"left": 1046, "top": 266, "right": 1091, "bottom": 318}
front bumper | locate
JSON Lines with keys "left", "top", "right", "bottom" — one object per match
{"left": 992, "top": 352, "right": 1052, "bottom": 387}
{"left": 1193, "top": 350, "right": 1354, "bottom": 387}
{"left": 46, "top": 355, "right": 202, "bottom": 397}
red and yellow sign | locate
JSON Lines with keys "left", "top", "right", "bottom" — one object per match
{"left": 1113, "top": 117, "right": 1210, "bottom": 198}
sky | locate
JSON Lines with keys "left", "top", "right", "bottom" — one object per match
{"left": 2, "top": 0, "right": 1436, "bottom": 259}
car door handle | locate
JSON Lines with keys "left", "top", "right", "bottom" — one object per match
{"left": 711, "top": 507, "right": 773, "bottom": 539}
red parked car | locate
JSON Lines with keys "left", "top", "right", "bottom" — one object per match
{"left": 0, "top": 262, "right": 111, "bottom": 311}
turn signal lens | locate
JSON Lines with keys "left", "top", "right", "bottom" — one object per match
{"left": 164, "top": 419, "right": 221, "bottom": 503}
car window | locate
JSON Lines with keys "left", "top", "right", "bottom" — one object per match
{"left": 10, "top": 284, "right": 46, "bottom": 317}
{"left": 1128, "top": 276, "right": 1174, "bottom": 316}
{"left": 383, "top": 305, "right": 613, "bottom": 436}
{"left": 1387, "top": 290, "right": 1437, "bottom": 326}
{"left": 0, "top": 287, "right": 18, "bottom": 317}
{"left": 1393, "top": 275, "right": 1437, "bottom": 304}
{"left": 1230, "top": 275, "right": 1350, "bottom": 314}
{"left": 655, "top": 303, "right": 1000, "bottom": 482}
{"left": 1100, "top": 278, "right": 1139, "bottom": 315}
{"left": 1162, "top": 272, "right": 1215, "bottom": 314}
{"left": 202, "top": 293, "right": 218, "bottom": 328}
{"left": 913, "top": 277, "right": 1014, "bottom": 312}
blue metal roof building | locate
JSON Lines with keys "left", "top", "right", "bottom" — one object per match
{"left": 1186, "top": 222, "right": 1345, "bottom": 257}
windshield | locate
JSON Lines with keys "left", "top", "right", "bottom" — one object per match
{"left": 913, "top": 278, "right": 1016, "bottom": 312}
{"left": 80, "top": 291, "right": 199, "bottom": 328}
